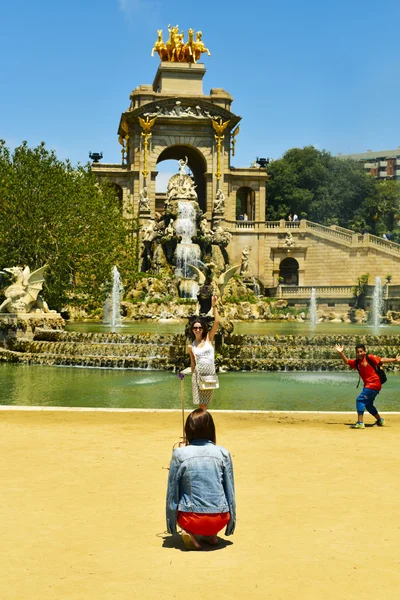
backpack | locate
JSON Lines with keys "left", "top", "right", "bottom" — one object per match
{"left": 355, "top": 354, "right": 387, "bottom": 388}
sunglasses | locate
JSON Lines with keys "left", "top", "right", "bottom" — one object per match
{"left": 192, "top": 327, "right": 203, "bottom": 331}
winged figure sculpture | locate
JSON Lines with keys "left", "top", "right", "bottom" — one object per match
{"left": 217, "top": 265, "right": 240, "bottom": 296}
{"left": 138, "top": 116, "right": 157, "bottom": 133}
{"left": 0, "top": 265, "right": 49, "bottom": 313}
{"left": 211, "top": 119, "right": 230, "bottom": 136}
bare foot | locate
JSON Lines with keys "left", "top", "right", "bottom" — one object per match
{"left": 182, "top": 531, "right": 202, "bottom": 550}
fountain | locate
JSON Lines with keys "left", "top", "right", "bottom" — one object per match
{"left": 252, "top": 277, "right": 261, "bottom": 297}
{"left": 370, "top": 276, "right": 384, "bottom": 327}
{"left": 174, "top": 201, "right": 201, "bottom": 298}
{"left": 309, "top": 288, "right": 318, "bottom": 325}
{"left": 103, "top": 266, "right": 123, "bottom": 331}
{"left": 139, "top": 158, "right": 233, "bottom": 307}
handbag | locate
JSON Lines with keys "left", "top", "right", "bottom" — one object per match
{"left": 193, "top": 348, "right": 219, "bottom": 390}
{"left": 198, "top": 374, "right": 219, "bottom": 390}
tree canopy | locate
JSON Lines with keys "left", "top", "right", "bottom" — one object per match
{"left": 0, "top": 141, "right": 138, "bottom": 311}
{"left": 265, "top": 146, "right": 400, "bottom": 239}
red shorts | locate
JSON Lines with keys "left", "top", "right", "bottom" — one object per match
{"left": 177, "top": 512, "right": 230, "bottom": 536}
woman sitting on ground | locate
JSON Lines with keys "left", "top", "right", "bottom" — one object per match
{"left": 187, "top": 295, "right": 219, "bottom": 410}
{"left": 166, "top": 409, "right": 236, "bottom": 550}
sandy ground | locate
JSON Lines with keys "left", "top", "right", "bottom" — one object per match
{"left": 1, "top": 409, "right": 400, "bottom": 600}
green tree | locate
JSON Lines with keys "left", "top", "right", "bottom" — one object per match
{"left": 0, "top": 141, "right": 138, "bottom": 311}
{"left": 374, "top": 179, "right": 400, "bottom": 234}
{"left": 265, "top": 146, "right": 375, "bottom": 228}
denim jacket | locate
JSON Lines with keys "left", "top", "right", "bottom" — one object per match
{"left": 166, "top": 439, "right": 236, "bottom": 536}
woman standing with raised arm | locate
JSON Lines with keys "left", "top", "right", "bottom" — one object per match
{"left": 187, "top": 295, "right": 219, "bottom": 410}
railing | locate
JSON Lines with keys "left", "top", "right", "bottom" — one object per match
{"left": 329, "top": 224, "right": 355, "bottom": 235}
{"left": 264, "top": 221, "right": 281, "bottom": 229}
{"left": 368, "top": 234, "right": 400, "bottom": 255}
{"left": 304, "top": 221, "right": 354, "bottom": 243}
{"left": 227, "top": 219, "right": 400, "bottom": 256}
{"left": 284, "top": 220, "right": 300, "bottom": 228}
{"left": 235, "top": 220, "right": 256, "bottom": 229}
{"left": 279, "top": 286, "right": 354, "bottom": 298}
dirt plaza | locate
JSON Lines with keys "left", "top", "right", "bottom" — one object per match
{"left": 1, "top": 408, "right": 399, "bottom": 600}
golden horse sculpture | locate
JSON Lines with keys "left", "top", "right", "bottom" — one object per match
{"left": 151, "top": 26, "right": 211, "bottom": 63}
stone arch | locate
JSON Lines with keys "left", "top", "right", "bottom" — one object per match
{"left": 236, "top": 186, "right": 255, "bottom": 220}
{"left": 279, "top": 257, "right": 299, "bottom": 285}
{"left": 156, "top": 145, "right": 208, "bottom": 212}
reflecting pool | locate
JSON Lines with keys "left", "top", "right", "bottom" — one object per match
{"left": 1, "top": 364, "right": 399, "bottom": 412}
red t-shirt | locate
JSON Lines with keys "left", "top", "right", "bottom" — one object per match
{"left": 348, "top": 355, "right": 382, "bottom": 391}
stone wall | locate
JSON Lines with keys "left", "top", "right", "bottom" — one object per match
{"left": 225, "top": 220, "right": 400, "bottom": 290}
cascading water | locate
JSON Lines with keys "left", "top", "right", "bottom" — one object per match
{"left": 175, "top": 201, "right": 200, "bottom": 298}
{"left": 103, "top": 266, "right": 123, "bottom": 331}
{"left": 309, "top": 288, "right": 318, "bottom": 325}
{"left": 252, "top": 277, "right": 261, "bottom": 297}
{"left": 370, "top": 276, "right": 384, "bottom": 327}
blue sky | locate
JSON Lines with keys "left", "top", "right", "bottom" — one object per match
{"left": 1, "top": 0, "right": 399, "bottom": 185}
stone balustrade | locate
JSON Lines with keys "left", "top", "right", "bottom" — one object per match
{"left": 227, "top": 219, "right": 400, "bottom": 260}
{"left": 279, "top": 286, "right": 354, "bottom": 298}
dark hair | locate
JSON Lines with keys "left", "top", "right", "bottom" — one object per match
{"left": 355, "top": 344, "right": 366, "bottom": 352}
{"left": 189, "top": 317, "right": 209, "bottom": 341}
{"left": 185, "top": 409, "right": 216, "bottom": 444}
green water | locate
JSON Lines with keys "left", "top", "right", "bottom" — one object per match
{"left": 66, "top": 321, "right": 400, "bottom": 337}
{"left": 1, "top": 364, "right": 399, "bottom": 412}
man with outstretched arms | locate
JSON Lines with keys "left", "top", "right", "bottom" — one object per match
{"left": 334, "top": 343, "right": 400, "bottom": 429}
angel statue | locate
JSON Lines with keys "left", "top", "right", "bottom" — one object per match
{"left": 178, "top": 156, "right": 188, "bottom": 176}
{"left": 214, "top": 189, "right": 225, "bottom": 213}
{"left": 0, "top": 265, "right": 50, "bottom": 313}
{"left": 139, "top": 186, "right": 150, "bottom": 211}
{"left": 240, "top": 246, "right": 250, "bottom": 275}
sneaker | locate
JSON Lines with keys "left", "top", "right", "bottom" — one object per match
{"left": 376, "top": 418, "right": 385, "bottom": 427}
{"left": 351, "top": 422, "right": 365, "bottom": 429}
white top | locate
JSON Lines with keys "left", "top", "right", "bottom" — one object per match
{"left": 192, "top": 340, "right": 215, "bottom": 365}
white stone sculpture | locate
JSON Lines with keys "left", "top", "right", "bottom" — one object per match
{"left": 0, "top": 266, "right": 50, "bottom": 313}
{"left": 165, "top": 159, "right": 198, "bottom": 200}
{"left": 240, "top": 246, "right": 250, "bottom": 274}
{"left": 284, "top": 232, "right": 295, "bottom": 248}
{"left": 142, "top": 219, "right": 159, "bottom": 243}
{"left": 143, "top": 102, "right": 220, "bottom": 120}
{"left": 178, "top": 156, "right": 188, "bottom": 175}
{"left": 200, "top": 215, "right": 214, "bottom": 242}
{"left": 213, "top": 225, "right": 232, "bottom": 248}
{"left": 164, "top": 220, "right": 175, "bottom": 237}
{"left": 139, "top": 186, "right": 150, "bottom": 211}
{"left": 214, "top": 189, "right": 225, "bottom": 213}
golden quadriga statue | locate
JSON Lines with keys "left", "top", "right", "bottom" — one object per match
{"left": 151, "top": 25, "right": 210, "bottom": 63}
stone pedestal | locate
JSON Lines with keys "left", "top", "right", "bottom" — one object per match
{"left": 0, "top": 312, "right": 65, "bottom": 345}
{"left": 153, "top": 62, "right": 206, "bottom": 95}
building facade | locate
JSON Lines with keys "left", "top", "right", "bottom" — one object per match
{"left": 338, "top": 148, "right": 400, "bottom": 180}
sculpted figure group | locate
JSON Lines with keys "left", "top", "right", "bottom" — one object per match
{"left": 151, "top": 26, "right": 210, "bottom": 63}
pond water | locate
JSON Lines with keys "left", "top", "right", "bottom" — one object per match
{"left": 1, "top": 364, "right": 399, "bottom": 412}
{"left": 65, "top": 320, "right": 400, "bottom": 337}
